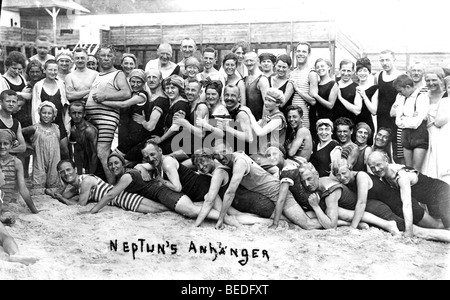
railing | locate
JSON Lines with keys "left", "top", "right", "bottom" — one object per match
{"left": 0, "top": 26, "right": 80, "bottom": 46}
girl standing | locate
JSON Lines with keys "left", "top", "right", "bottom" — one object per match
{"left": 23, "top": 101, "right": 61, "bottom": 191}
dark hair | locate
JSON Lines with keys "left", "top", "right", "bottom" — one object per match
{"left": 222, "top": 53, "right": 238, "bottom": 66}
{"left": 0, "top": 90, "right": 18, "bottom": 101}
{"left": 334, "top": 117, "right": 354, "bottom": 130}
{"left": 286, "top": 105, "right": 303, "bottom": 118}
{"left": 276, "top": 54, "right": 292, "bottom": 68}
{"left": 97, "top": 44, "right": 117, "bottom": 57}
{"left": 5, "top": 51, "right": 27, "bottom": 68}
{"left": 205, "top": 80, "right": 223, "bottom": 97}
{"left": 69, "top": 101, "right": 85, "bottom": 112}
{"left": 57, "top": 159, "right": 76, "bottom": 171}
{"left": 203, "top": 47, "right": 216, "bottom": 57}
{"left": 393, "top": 74, "right": 414, "bottom": 89}
{"left": 259, "top": 52, "right": 276, "bottom": 64}
{"left": 377, "top": 127, "right": 393, "bottom": 140}
{"left": 231, "top": 41, "right": 250, "bottom": 54}
{"left": 26, "top": 59, "right": 43, "bottom": 76}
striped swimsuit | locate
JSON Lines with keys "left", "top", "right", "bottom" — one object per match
{"left": 0, "top": 156, "right": 18, "bottom": 204}
{"left": 85, "top": 70, "right": 123, "bottom": 144}
{"left": 78, "top": 175, "right": 144, "bottom": 212}
{"left": 289, "top": 67, "right": 315, "bottom": 130}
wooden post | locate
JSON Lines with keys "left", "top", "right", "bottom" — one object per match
{"left": 44, "top": 7, "right": 60, "bottom": 45}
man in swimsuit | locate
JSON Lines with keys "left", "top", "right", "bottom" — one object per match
{"left": 367, "top": 151, "right": 450, "bottom": 238}
{"left": 217, "top": 85, "right": 254, "bottom": 154}
{"left": 49, "top": 159, "right": 168, "bottom": 214}
{"left": 0, "top": 90, "right": 26, "bottom": 154}
{"left": 65, "top": 48, "right": 99, "bottom": 105}
{"left": 69, "top": 102, "right": 98, "bottom": 175}
{"left": 85, "top": 45, "right": 131, "bottom": 184}
{"left": 243, "top": 51, "right": 270, "bottom": 121}
{"left": 200, "top": 47, "right": 224, "bottom": 85}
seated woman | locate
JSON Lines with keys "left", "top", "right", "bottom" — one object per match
{"left": 332, "top": 158, "right": 450, "bottom": 242}
{"left": 283, "top": 105, "right": 313, "bottom": 162}
{"left": 352, "top": 122, "right": 373, "bottom": 172}
{"left": 0, "top": 129, "right": 39, "bottom": 225}
{"left": 309, "top": 118, "right": 340, "bottom": 177}
{"left": 264, "top": 144, "right": 400, "bottom": 235}
{"left": 48, "top": 159, "right": 169, "bottom": 215}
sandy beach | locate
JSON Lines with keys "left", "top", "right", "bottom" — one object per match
{"left": 1, "top": 194, "right": 449, "bottom": 280}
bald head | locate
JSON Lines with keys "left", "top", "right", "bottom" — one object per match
{"left": 367, "top": 151, "right": 388, "bottom": 165}
{"left": 367, "top": 151, "right": 390, "bottom": 177}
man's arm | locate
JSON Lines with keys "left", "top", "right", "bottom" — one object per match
{"left": 223, "top": 110, "right": 254, "bottom": 144}
{"left": 86, "top": 126, "right": 98, "bottom": 174}
{"left": 10, "top": 122, "right": 26, "bottom": 154}
{"left": 216, "top": 159, "right": 247, "bottom": 230}
{"left": 78, "top": 176, "right": 97, "bottom": 206}
{"left": 65, "top": 75, "right": 90, "bottom": 101}
{"left": 257, "top": 75, "right": 270, "bottom": 101}
{"left": 93, "top": 71, "right": 131, "bottom": 102}
{"left": 15, "top": 158, "right": 38, "bottom": 213}
{"left": 352, "top": 172, "right": 370, "bottom": 229}
{"left": 270, "top": 181, "right": 290, "bottom": 229}
{"left": 308, "top": 189, "right": 341, "bottom": 229}
{"left": 237, "top": 80, "right": 247, "bottom": 106}
{"left": 397, "top": 172, "right": 414, "bottom": 237}
{"left": 160, "top": 157, "right": 183, "bottom": 192}
{"left": 288, "top": 128, "right": 308, "bottom": 157}
{"left": 195, "top": 168, "right": 228, "bottom": 227}
{"left": 337, "top": 86, "right": 362, "bottom": 115}
{"left": 90, "top": 174, "right": 133, "bottom": 213}
{"left": 101, "top": 93, "right": 146, "bottom": 109}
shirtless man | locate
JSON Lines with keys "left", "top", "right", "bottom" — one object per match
{"left": 244, "top": 52, "right": 270, "bottom": 121}
{"left": 69, "top": 102, "right": 98, "bottom": 175}
{"left": 200, "top": 47, "right": 223, "bottom": 84}
{"left": 65, "top": 48, "right": 99, "bottom": 104}
{"left": 85, "top": 45, "right": 131, "bottom": 183}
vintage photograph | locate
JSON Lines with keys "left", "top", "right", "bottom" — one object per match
{"left": 0, "top": 0, "right": 449, "bottom": 281}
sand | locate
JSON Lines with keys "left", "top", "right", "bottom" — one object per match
{"left": 1, "top": 194, "right": 449, "bottom": 280}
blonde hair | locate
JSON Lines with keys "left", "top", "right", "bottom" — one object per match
{"left": 331, "top": 158, "right": 350, "bottom": 176}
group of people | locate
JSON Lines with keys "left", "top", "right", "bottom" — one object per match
{"left": 1, "top": 35, "right": 450, "bottom": 264}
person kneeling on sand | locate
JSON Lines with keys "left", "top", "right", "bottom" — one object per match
{"left": 46, "top": 159, "right": 169, "bottom": 214}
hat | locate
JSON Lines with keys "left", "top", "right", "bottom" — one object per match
{"left": 38, "top": 101, "right": 58, "bottom": 117}
{"left": 56, "top": 50, "right": 73, "bottom": 62}
{"left": 356, "top": 122, "right": 372, "bottom": 137}
{"left": 0, "top": 129, "right": 16, "bottom": 143}
{"left": 266, "top": 88, "right": 284, "bottom": 104}
{"left": 356, "top": 57, "right": 371, "bottom": 73}
{"left": 316, "top": 118, "right": 334, "bottom": 130}
{"left": 163, "top": 75, "right": 185, "bottom": 92}
{"left": 108, "top": 152, "right": 126, "bottom": 166}
{"left": 129, "top": 69, "right": 146, "bottom": 83}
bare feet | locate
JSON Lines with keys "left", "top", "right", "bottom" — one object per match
{"left": 386, "top": 220, "right": 401, "bottom": 236}
{"left": 357, "top": 222, "right": 370, "bottom": 230}
{"left": 224, "top": 214, "right": 241, "bottom": 227}
{"left": 8, "top": 255, "right": 39, "bottom": 266}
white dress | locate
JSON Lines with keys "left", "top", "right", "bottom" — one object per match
{"left": 422, "top": 97, "right": 450, "bottom": 184}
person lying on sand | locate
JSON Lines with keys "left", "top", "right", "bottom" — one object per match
{"left": 46, "top": 159, "right": 169, "bottom": 214}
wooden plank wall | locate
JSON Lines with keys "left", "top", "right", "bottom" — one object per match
{"left": 365, "top": 52, "right": 450, "bottom": 73}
